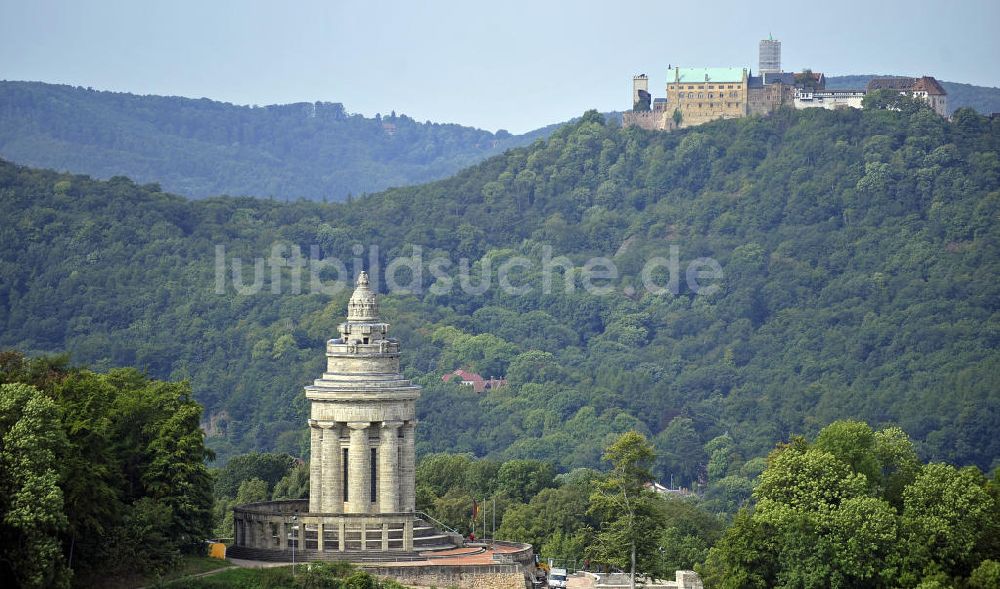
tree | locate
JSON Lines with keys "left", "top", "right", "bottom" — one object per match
{"left": 873, "top": 426, "right": 920, "bottom": 509}
{"left": 214, "top": 452, "right": 297, "bottom": 498}
{"left": 654, "top": 496, "right": 724, "bottom": 573}
{"left": 272, "top": 463, "right": 309, "bottom": 500}
{"left": 0, "top": 383, "right": 71, "bottom": 589}
{"left": 863, "top": 89, "right": 929, "bottom": 114}
{"left": 498, "top": 483, "right": 594, "bottom": 560}
{"left": 652, "top": 417, "right": 704, "bottom": 487}
{"left": 0, "top": 354, "right": 220, "bottom": 585}
{"left": 898, "top": 463, "right": 995, "bottom": 585}
{"left": 506, "top": 351, "right": 565, "bottom": 386}
{"left": 813, "top": 419, "right": 880, "bottom": 486}
{"left": 496, "top": 459, "right": 557, "bottom": 503}
{"left": 142, "top": 397, "right": 214, "bottom": 547}
{"left": 704, "top": 422, "right": 1000, "bottom": 588}
{"left": 587, "top": 431, "right": 657, "bottom": 589}
{"left": 970, "top": 560, "right": 1000, "bottom": 589}
{"left": 701, "top": 508, "right": 778, "bottom": 589}
{"left": 415, "top": 453, "right": 475, "bottom": 497}
{"left": 795, "top": 69, "right": 821, "bottom": 92}
{"left": 235, "top": 478, "right": 269, "bottom": 505}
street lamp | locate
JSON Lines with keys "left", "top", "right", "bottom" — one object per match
{"left": 291, "top": 510, "right": 298, "bottom": 576}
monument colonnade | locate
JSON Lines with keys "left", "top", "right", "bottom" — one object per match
{"left": 308, "top": 418, "right": 416, "bottom": 515}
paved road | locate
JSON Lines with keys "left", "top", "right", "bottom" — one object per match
{"left": 567, "top": 572, "right": 597, "bottom": 588}
{"left": 227, "top": 557, "right": 294, "bottom": 568}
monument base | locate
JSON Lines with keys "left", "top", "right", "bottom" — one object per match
{"left": 230, "top": 499, "right": 462, "bottom": 562}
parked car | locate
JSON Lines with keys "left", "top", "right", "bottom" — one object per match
{"left": 547, "top": 567, "right": 568, "bottom": 588}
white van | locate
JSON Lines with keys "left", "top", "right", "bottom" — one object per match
{"left": 547, "top": 568, "right": 568, "bottom": 588}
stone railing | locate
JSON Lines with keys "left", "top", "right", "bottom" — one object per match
{"left": 232, "top": 501, "right": 426, "bottom": 553}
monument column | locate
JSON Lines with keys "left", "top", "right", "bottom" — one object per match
{"left": 308, "top": 420, "right": 323, "bottom": 512}
{"left": 320, "top": 421, "right": 342, "bottom": 513}
{"left": 379, "top": 421, "right": 402, "bottom": 512}
{"left": 346, "top": 422, "right": 371, "bottom": 513}
{"left": 400, "top": 420, "right": 417, "bottom": 511}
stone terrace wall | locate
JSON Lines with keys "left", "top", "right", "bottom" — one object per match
{"left": 364, "top": 564, "right": 528, "bottom": 589}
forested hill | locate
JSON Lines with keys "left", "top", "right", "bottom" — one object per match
{"left": 1, "top": 103, "right": 998, "bottom": 480}
{"left": 3, "top": 79, "right": 997, "bottom": 205}
{"left": 0, "top": 81, "right": 552, "bottom": 201}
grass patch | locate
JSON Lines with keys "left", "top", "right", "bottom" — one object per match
{"left": 165, "top": 562, "right": 409, "bottom": 588}
{"left": 79, "top": 555, "right": 233, "bottom": 589}
{"left": 166, "top": 555, "right": 234, "bottom": 578}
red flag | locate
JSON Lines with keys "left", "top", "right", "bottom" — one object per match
{"left": 472, "top": 497, "right": 479, "bottom": 519}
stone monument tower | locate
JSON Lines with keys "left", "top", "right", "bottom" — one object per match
{"left": 230, "top": 273, "right": 463, "bottom": 558}
{"left": 305, "top": 271, "right": 419, "bottom": 518}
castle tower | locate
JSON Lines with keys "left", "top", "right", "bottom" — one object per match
{"left": 305, "top": 271, "right": 420, "bottom": 518}
{"left": 632, "top": 74, "right": 650, "bottom": 109}
{"left": 759, "top": 35, "right": 781, "bottom": 74}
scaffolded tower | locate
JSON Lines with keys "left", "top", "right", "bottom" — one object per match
{"left": 758, "top": 35, "right": 781, "bottom": 74}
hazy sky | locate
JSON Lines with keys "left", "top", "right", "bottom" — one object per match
{"left": 2, "top": 0, "right": 998, "bottom": 133}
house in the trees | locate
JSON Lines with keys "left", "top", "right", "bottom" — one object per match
{"left": 442, "top": 369, "right": 507, "bottom": 393}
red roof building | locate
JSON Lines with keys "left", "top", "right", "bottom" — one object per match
{"left": 867, "top": 76, "right": 948, "bottom": 116}
{"left": 442, "top": 369, "right": 507, "bottom": 393}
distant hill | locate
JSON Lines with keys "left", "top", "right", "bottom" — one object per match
{"left": 2, "top": 105, "right": 997, "bottom": 473}
{"left": 2, "top": 79, "right": 997, "bottom": 203}
{"left": 826, "top": 75, "right": 1000, "bottom": 114}
{"left": 0, "top": 81, "right": 555, "bottom": 201}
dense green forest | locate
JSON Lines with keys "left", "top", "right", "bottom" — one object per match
{"left": 211, "top": 424, "right": 1000, "bottom": 588}
{"left": 2, "top": 100, "right": 999, "bottom": 489}
{"left": 0, "top": 351, "right": 213, "bottom": 589}
{"left": 0, "top": 81, "right": 554, "bottom": 201}
{"left": 1, "top": 78, "right": 997, "bottom": 204}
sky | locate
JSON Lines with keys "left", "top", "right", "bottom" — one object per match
{"left": 2, "top": 0, "right": 998, "bottom": 133}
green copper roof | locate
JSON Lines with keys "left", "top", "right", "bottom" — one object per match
{"left": 672, "top": 67, "right": 746, "bottom": 83}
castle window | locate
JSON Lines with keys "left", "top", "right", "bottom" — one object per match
{"left": 709, "top": 93, "right": 714, "bottom": 98}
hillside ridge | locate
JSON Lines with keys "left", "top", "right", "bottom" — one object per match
{"left": 1, "top": 105, "right": 998, "bottom": 476}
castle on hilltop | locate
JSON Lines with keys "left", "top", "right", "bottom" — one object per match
{"left": 624, "top": 36, "right": 947, "bottom": 131}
